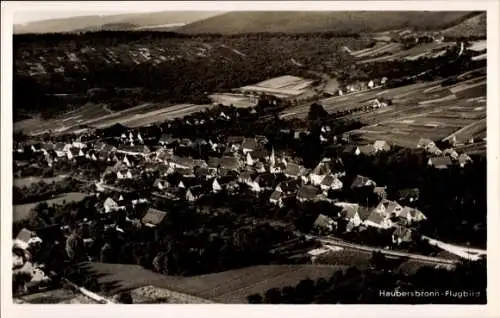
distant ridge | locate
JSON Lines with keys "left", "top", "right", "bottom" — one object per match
{"left": 177, "top": 11, "right": 483, "bottom": 35}
{"left": 14, "top": 11, "right": 223, "bottom": 34}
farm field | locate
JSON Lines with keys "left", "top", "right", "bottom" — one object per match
{"left": 237, "top": 75, "right": 317, "bottom": 99}
{"left": 14, "top": 102, "right": 215, "bottom": 136}
{"left": 208, "top": 93, "right": 258, "bottom": 108}
{"left": 347, "top": 41, "right": 455, "bottom": 64}
{"left": 87, "top": 262, "right": 347, "bottom": 303}
{"left": 13, "top": 175, "right": 69, "bottom": 188}
{"left": 13, "top": 192, "right": 88, "bottom": 222}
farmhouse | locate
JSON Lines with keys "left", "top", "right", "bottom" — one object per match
{"left": 310, "top": 161, "right": 332, "bottom": 186}
{"left": 443, "top": 148, "right": 459, "bottom": 160}
{"left": 142, "top": 208, "right": 168, "bottom": 228}
{"left": 336, "top": 203, "right": 362, "bottom": 228}
{"left": 153, "top": 179, "right": 170, "bottom": 191}
{"left": 103, "top": 197, "right": 120, "bottom": 214}
{"left": 428, "top": 156, "right": 452, "bottom": 169}
{"left": 186, "top": 186, "right": 205, "bottom": 202}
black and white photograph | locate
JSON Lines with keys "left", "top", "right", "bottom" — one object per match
{"left": 1, "top": 1, "right": 499, "bottom": 316}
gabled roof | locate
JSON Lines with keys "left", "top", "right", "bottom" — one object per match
{"left": 219, "top": 156, "right": 239, "bottom": 170}
{"left": 159, "top": 134, "right": 177, "bottom": 144}
{"left": 251, "top": 148, "right": 270, "bottom": 160}
{"left": 241, "top": 138, "right": 258, "bottom": 150}
{"left": 16, "top": 228, "right": 35, "bottom": 243}
{"left": 351, "top": 175, "right": 376, "bottom": 189}
{"left": 398, "top": 188, "right": 420, "bottom": 199}
{"left": 359, "top": 144, "right": 376, "bottom": 155}
{"left": 429, "top": 156, "right": 452, "bottom": 166}
{"left": 41, "top": 143, "right": 55, "bottom": 151}
{"left": 207, "top": 157, "right": 220, "bottom": 169}
{"left": 321, "top": 174, "right": 336, "bottom": 186}
{"left": 69, "top": 147, "right": 81, "bottom": 156}
{"left": 170, "top": 156, "right": 195, "bottom": 168}
{"left": 297, "top": 185, "right": 321, "bottom": 199}
{"left": 227, "top": 136, "right": 245, "bottom": 144}
{"left": 153, "top": 179, "right": 169, "bottom": 188}
{"left": 313, "top": 213, "right": 333, "bottom": 229}
{"left": 343, "top": 145, "right": 359, "bottom": 154}
{"left": 311, "top": 161, "right": 330, "bottom": 176}
{"left": 187, "top": 185, "right": 205, "bottom": 197}
{"left": 458, "top": 153, "right": 472, "bottom": 163}
{"left": 193, "top": 159, "right": 207, "bottom": 168}
{"left": 338, "top": 203, "right": 359, "bottom": 219}
{"left": 270, "top": 190, "right": 282, "bottom": 201}
{"left": 393, "top": 226, "right": 412, "bottom": 241}
{"left": 284, "top": 163, "right": 302, "bottom": 177}
{"left": 358, "top": 206, "right": 373, "bottom": 221}
{"left": 142, "top": 208, "right": 167, "bottom": 226}
{"left": 55, "top": 142, "right": 67, "bottom": 151}
{"left": 277, "top": 180, "right": 301, "bottom": 193}
{"left": 239, "top": 171, "right": 253, "bottom": 181}
{"left": 377, "top": 199, "right": 402, "bottom": 215}
{"left": 254, "top": 173, "right": 276, "bottom": 188}
{"left": 417, "top": 138, "right": 434, "bottom": 147}
{"left": 367, "top": 211, "right": 385, "bottom": 224}
{"left": 373, "top": 140, "right": 390, "bottom": 148}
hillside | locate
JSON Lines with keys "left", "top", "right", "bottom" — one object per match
{"left": 441, "top": 12, "right": 486, "bottom": 38}
{"left": 14, "top": 11, "right": 223, "bottom": 34}
{"left": 177, "top": 11, "right": 481, "bottom": 34}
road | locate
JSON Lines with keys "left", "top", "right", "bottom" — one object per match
{"left": 313, "top": 235, "right": 459, "bottom": 266}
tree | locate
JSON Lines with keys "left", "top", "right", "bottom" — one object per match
{"left": 308, "top": 103, "right": 329, "bottom": 121}
{"left": 370, "top": 251, "right": 387, "bottom": 270}
{"left": 247, "top": 293, "right": 263, "bottom": 304}
{"left": 281, "top": 286, "right": 296, "bottom": 303}
{"left": 117, "top": 291, "right": 133, "bottom": 304}
{"left": 264, "top": 287, "right": 282, "bottom": 304}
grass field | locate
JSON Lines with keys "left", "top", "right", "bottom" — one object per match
{"left": 86, "top": 262, "right": 348, "bottom": 303}
{"left": 13, "top": 175, "right": 69, "bottom": 188}
{"left": 355, "top": 42, "right": 454, "bottom": 64}
{"left": 13, "top": 192, "right": 88, "bottom": 222}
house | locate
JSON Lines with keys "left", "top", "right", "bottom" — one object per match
{"left": 320, "top": 174, "right": 343, "bottom": 192}
{"left": 428, "top": 156, "right": 452, "bottom": 169}
{"left": 142, "top": 208, "right": 168, "bottom": 228}
{"left": 246, "top": 152, "right": 255, "bottom": 166}
{"left": 186, "top": 186, "right": 205, "bottom": 202}
{"left": 392, "top": 227, "right": 413, "bottom": 245}
{"left": 251, "top": 148, "right": 270, "bottom": 163}
{"left": 284, "top": 162, "right": 305, "bottom": 180}
{"left": 67, "top": 147, "right": 84, "bottom": 160}
{"left": 275, "top": 180, "right": 301, "bottom": 195}
{"left": 350, "top": 175, "right": 377, "bottom": 189}
{"left": 54, "top": 142, "right": 69, "bottom": 157}
{"left": 458, "top": 153, "right": 473, "bottom": 168}
{"left": 312, "top": 213, "right": 336, "bottom": 233}
{"left": 196, "top": 167, "right": 215, "bottom": 180}
{"left": 239, "top": 171, "right": 254, "bottom": 184}
{"left": 14, "top": 229, "right": 42, "bottom": 250}
{"left": 358, "top": 144, "right": 376, "bottom": 156}
{"left": 373, "top": 186, "right": 388, "bottom": 200}
{"left": 212, "top": 178, "right": 222, "bottom": 193}
{"left": 227, "top": 136, "right": 245, "bottom": 151}
{"left": 254, "top": 162, "right": 266, "bottom": 173}
{"left": 296, "top": 185, "right": 323, "bottom": 202}
{"left": 219, "top": 156, "right": 240, "bottom": 172}
{"left": 426, "top": 144, "right": 443, "bottom": 156}
{"left": 254, "top": 173, "right": 277, "bottom": 191}
{"left": 269, "top": 190, "right": 284, "bottom": 207}
{"left": 373, "top": 140, "right": 391, "bottom": 152}
{"left": 375, "top": 199, "right": 404, "bottom": 218}
{"left": 103, "top": 197, "right": 119, "bottom": 213}
{"left": 443, "top": 148, "right": 459, "bottom": 160}
{"left": 207, "top": 157, "right": 220, "bottom": 173}
{"left": 169, "top": 156, "right": 195, "bottom": 170}
{"left": 193, "top": 159, "right": 208, "bottom": 169}
{"left": 241, "top": 138, "right": 258, "bottom": 154}
{"left": 153, "top": 179, "right": 170, "bottom": 191}
{"left": 399, "top": 207, "right": 427, "bottom": 225}
{"left": 364, "top": 211, "right": 393, "bottom": 229}
{"left": 309, "top": 161, "right": 331, "bottom": 186}
{"left": 343, "top": 145, "right": 361, "bottom": 156}
{"left": 336, "top": 203, "right": 362, "bottom": 229}
{"left": 123, "top": 155, "right": 131, "bottom": 167}
{"left": 417, "top": 138, "right": 435, "bottom": 149}
{"left": 398, "top": 188, "right": 420, "bottom": 203}
{"left": 159, "top": 134, "right": 177, "bottom": 146}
